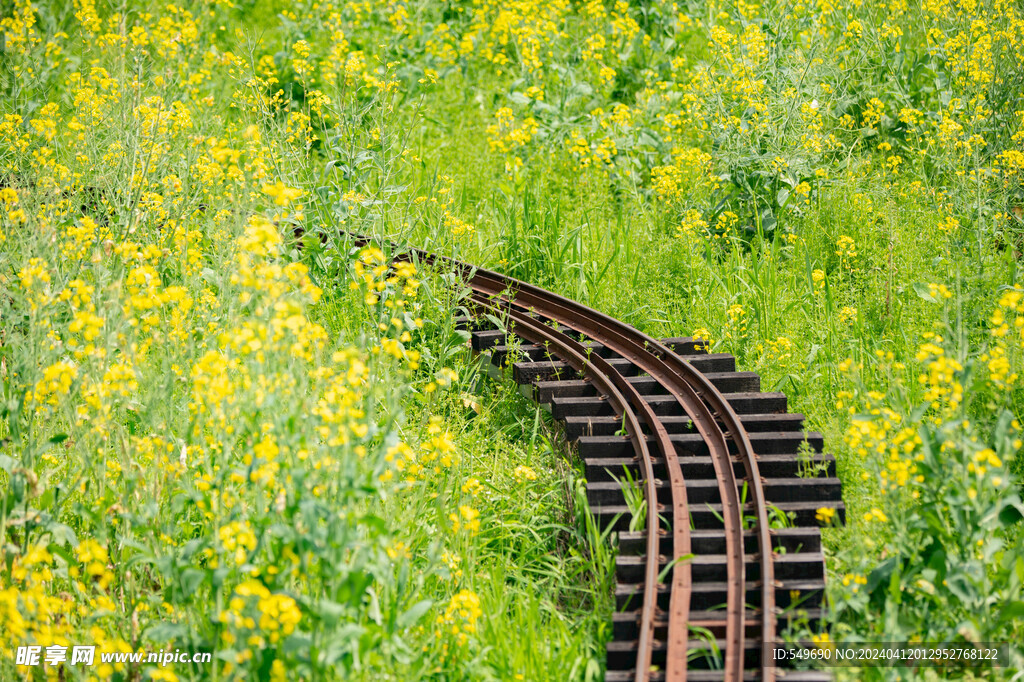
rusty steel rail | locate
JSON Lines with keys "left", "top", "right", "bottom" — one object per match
{"left": 466, "top": 291, "right": 681, "bottom": 679}
{"left": 350, "top": 236, "right": 843, "bottom": 681}
{"left": 463, "top": 269, "right": 763, "bottom": 682}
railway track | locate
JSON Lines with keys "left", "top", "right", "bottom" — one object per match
{"left": 361, "top": 239, "right": 845, "bottom": 681}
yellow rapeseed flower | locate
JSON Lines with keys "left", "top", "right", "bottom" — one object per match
{"left": 261, "top": 180, "right": 304, "bottom": 206}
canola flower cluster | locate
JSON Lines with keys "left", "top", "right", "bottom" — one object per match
{"left": 984, "top": 287, "right": 1024, "bottom": 388}
{"left": 262, "top": 0, "right": 1024, "bottom": 395}
{"left": 0, "top": 2, "right": 510, "bottom": 679}
{"left": 840, "top": 289, "right": 1024, "bottom": 510}
{"left": 326, "top": 0, "right": 1024, "bottom": 288}
{"left": 832, "top": 306, "right": 1024, "bottom": 649}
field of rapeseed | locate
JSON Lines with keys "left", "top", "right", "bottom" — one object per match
{"left": 1, "top": 0, "right": 1023, "bottom": 680}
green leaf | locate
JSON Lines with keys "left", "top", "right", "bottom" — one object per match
{"left": 145, "top": 621, "right": 189, "bottom": 642}
{"left": 281, "top": 632, "right": 312, "bottom": 656}
{"left": 397, "top": 599, "right": 433, "bottom": 629}
{"left": 44, "top": 522, "right": 78, "bottom": 547}
{"left": 945, "top": 574, "right": 975, "bottom": 604}
{"left": 867, "top": 556, "right": 897, "bottom": 601}
{"left": 998, "top": 497, "right": 1024, "bottom": 527}
{"left": 637, "top": 131, "right": 662, "bottom": 149}
{"left": 48, "top": 542, "right": 76, "bottom": 565}
{"left": 179, "top": 568, "right": 206, "bottom": 595}
{"left": 998, "top": 601, "right": 1024, "bottom": 622}
{"left": 0, "top": 454, "right": 16, "bottom": 474}
{"left": 212, "top": 567, "right": 231, "bottom": 591}
{"left": 366, "top": 587, "right": 382, "bottom": 626}
{"left": 658, "top": 554, "right": 695, "bottom": 583}
{"left": 913, "top": 282, "right": 936, "bottom": 302}
{"left": 313, "top": 598, "right": 348, "bottom": 621}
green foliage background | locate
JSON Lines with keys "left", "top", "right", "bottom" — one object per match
{"left": 2, "top": 0, "right": 1024, "bottom": 679}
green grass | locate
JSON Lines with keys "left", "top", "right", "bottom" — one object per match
{"left": 3, "top": 0, "right": 1024, "bottom": 678}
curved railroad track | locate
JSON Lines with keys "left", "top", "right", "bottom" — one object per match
{"left": 360, "top": 239, "right": 845, "bottom": 681}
